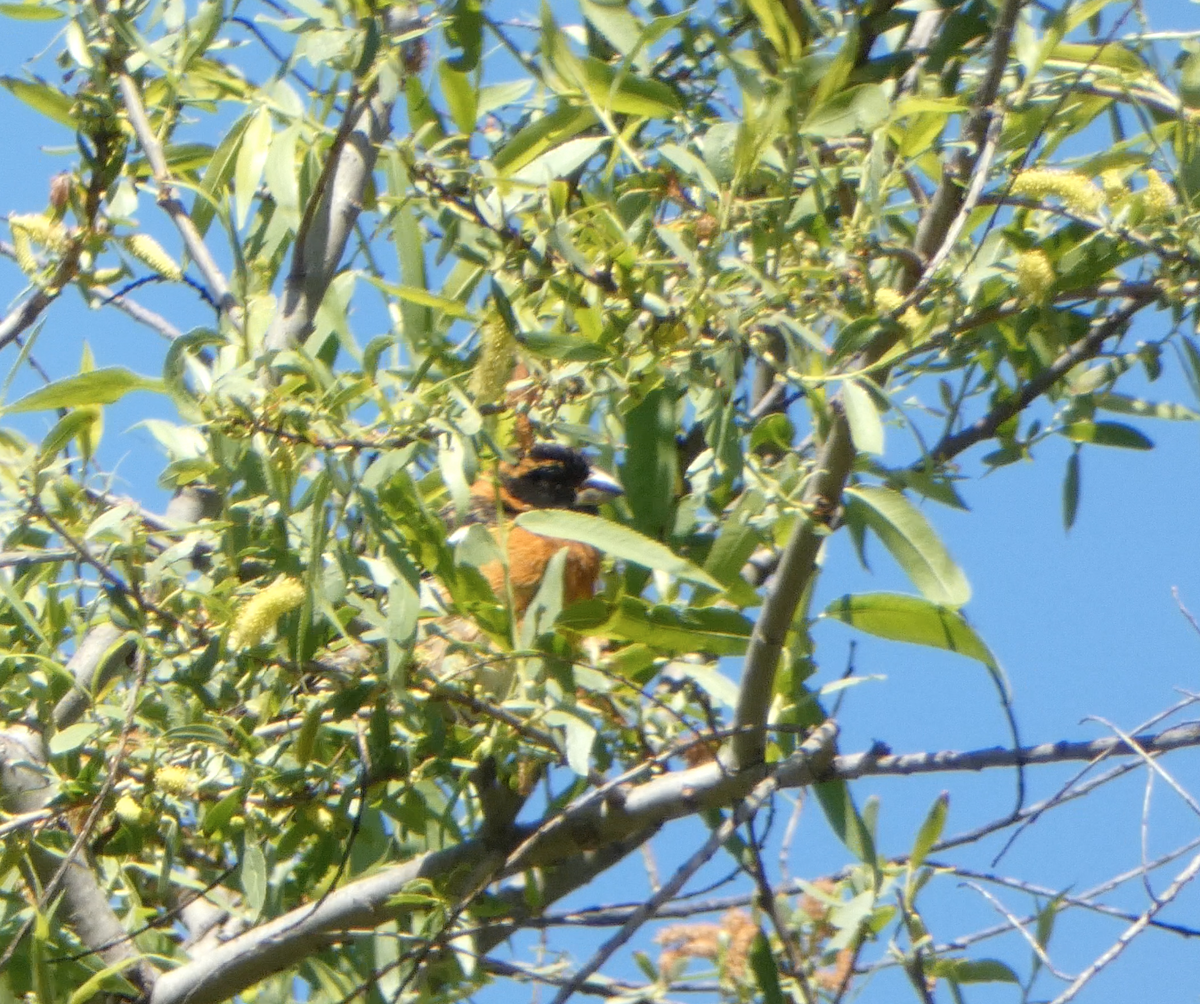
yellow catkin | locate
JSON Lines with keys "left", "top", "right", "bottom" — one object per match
{"left": 229, "top": 576, "right": 306, "bottom": 650}
{"left": 154, "top": 765, "right": 192, "bottom": 796}
{"left": 1015, "top": 250, "right": 1055, "bottom": 303}
{"left": 1100, "top": 170, "right": 1127, "bottom": 205}
{"left": 469, "top": 320, "right": 516, "bottom": 404}
{"left": 874, "top": 288, "right": 905, "bottom": 314}
{"left": 1011, "top": 169, "right": 1103, "bottom": 214}
{"left": 1142, "top": 169, "right": 1176, "bottom": 220}
{"left": 115, "top": 795, "right": 144, "bottom": 825}
{"left": 10, "top": 227, "right": 36, "bottom": 274}
{"left": 10, "top": 213, "right": 68, "bottom": 251}
{"left": 124, "top": 233, "right": 183, "bottom": 281}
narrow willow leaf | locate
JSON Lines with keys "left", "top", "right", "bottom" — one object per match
{"left": 928, "top": 958, "right": 1019, "bottom": 984}
{"left": 823, "top": 593, "right": 996, "bottom": 668}
{"left": 48, "top": 722, "right": 99, "bottom": 755}
{"left": 494, "top": 104, "right": 597, "bottom": 176}
{"left": 438, "top": 60, "right": 477, "bottom": 134}
{"left": 909, "top": 792, "right": 949, "bottom": 869}
{"left": 1094, "top": 392, "right": 1198, "bottom": 421}
{"left": 234, "top": 104, "right": 272, "bottom": 229}
{"left": 1062, "top": 449, "right": 1080, "bottom": 531}
{"left": 842, "top": 379, "right": 885, "bottom": 455}
{"left": 366, "top": 278, "right": 475, "bottom": 320}
{"left": 559, "top": 596, "right": 752, "bottom": 657}
{"left": 241, "top": 844, "right": 267, "bottom": 915}
{"left": 1060, "top": 420, "right": 1153, "bottom": 449}
{"left": 0, "top": 76, "right": 74, "bottom": 126}
{"left": 844, "top": 486, "right": 970, "bottom": 607}
{"left": 801, "top": 84, "right": 888, "bottom": 138}
{"left": 0, "top": 4, "right": 65, "bottom": 18}
{"left": 815, "top": 780, "right": 876, "bottom": 864}
{"left": 515, "top": 510, "right": 721, "bottom": 589}
{"left": 563, "top": 715, "right": 596, "bottom": 777}
{"left": 749, "top": 933, "right": 785, "bottom": 1004}
{"left": 6, "top": 368, "right": 161, "bottom": 413}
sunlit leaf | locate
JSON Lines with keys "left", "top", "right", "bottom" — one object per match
{"left": 6, "top": 368, "right": 161, "bottom": 413}
{"left": 823, "top": 593, "right": 996, "bottom": 668}
{"left": 515, "top": 510, "right": 721, "bottom": 588}
{"left": 844, "top": 487, "right": 970, "bottom": 607}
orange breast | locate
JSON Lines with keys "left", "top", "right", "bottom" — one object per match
{"left": 480, "top": 526, "right": 600, "bottom": 615}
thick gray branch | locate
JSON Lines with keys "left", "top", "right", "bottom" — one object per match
{"left": 0, "top": 726, "right": 158, "bottom": 996}
{"left": 135, "top": 715, "right": 1200, "bottom": 1004}
{"left": 53, "top": 623, "right": 136, "bottom": 730}
{"left": 731, "top": 411, "right": 855, "bottom": 768}
{"left": 264, "top": 92, "right": 393, "bottom": 352}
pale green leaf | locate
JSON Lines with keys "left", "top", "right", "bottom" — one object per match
{"left": 928, "top": 958, "right": 1019, "bottom": 984}
{"left": 842, "top": 379, "right": 884, "bottom": 455}
{"left": 49, "top": 722, "right": 99, "bottom": 755}
{"left": 823, "top": 593, "right": 996, "bottom": 667}
{"left": 234, "top": 105, "right": 272, "bottom": 229}
{"left": 802, "top": 84, "right": 888, "bottom": 138}
{"left": 1, "top": 76, "right": 74, "bottom": 126}
{"left": 514, "top": 510, "right": 721, "bottom": 589}
{"left": 844, "top": 486, "right": 970, "bottom": 607}
{"left": 0, "top": 4, "right": 65, "bottom": 19}
{"left": 1060, "top": 420, "right": 1153, "bottom": 449}
{"left": 6, "top": 368, "right": 161, "bottom": 413}
{"left": 563, "top": 715, "right": 596, "bottom": 776}
{"left": 241, "top": 844, "right": 268, "bottom": 915}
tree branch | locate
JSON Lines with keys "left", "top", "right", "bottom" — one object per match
{"left": 921, "top": 297, "right": 1142, "bottom": 468}
{"left": 264, "top": 90, "right": 393, "bottom": 352}
{"left": 116, "top": 72, "right": 236, "bottom": 318}
{"left": 731, "top": 409, "right": 855, "bottom": 768}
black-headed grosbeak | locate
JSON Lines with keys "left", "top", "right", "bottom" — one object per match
{"left": 454, "top": 443, "right": 623, "bottom": 615}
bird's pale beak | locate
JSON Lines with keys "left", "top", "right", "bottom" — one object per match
{"left": 576, "top": 468, "right": 624, "bottom": 507}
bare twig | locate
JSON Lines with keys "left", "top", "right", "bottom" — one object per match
{"left": 116, "top": 72, "right": 235, "bottom": 318}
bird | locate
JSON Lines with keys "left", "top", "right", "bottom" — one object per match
{"left": 454, "top": 442, "right": 623, "bottom": 616}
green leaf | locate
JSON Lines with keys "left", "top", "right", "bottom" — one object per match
{"left": 749, "top": 932, "right": 785, "bottom": 1004}
{"left": 815, "top": 779, "right": 876, "bottom": 864}
{"left": 1060, "top": 420, "right": 1153, "bottom": 449}
{"left": 581, "top": 0, "right": 644, "bottom": 61}
{"left": 494, "top": 103, "right": 598, "bottom": 176}
{"left": 562, "top": 715, "right": 596, "bottom": 777}
{"left": 193, "top": 111, "right": 254, "bottom": 235}
{"left": 823, "top": 593, "right": 996, "bottom": 668}
{"left": 445, "top": 0, "right": 483, "bottom": 71}
{"left": 1, "top": 75, "right": 74, "bottom": 126}
{"left": 928, "top": 958, "right": 1019, "bottom": 984}
{"left": 1095, "top": 392, "right": 1198, "bottom": 421}
{"left": 580, "top": 57, "right": 681, "bottom": 118}
{"left": 515, "top": 510, "right": 721, "bottom": 589}
{"left": 802, "top": 84, "right": 888, "bottom": 138}
{"left": 842, "top": 379, "right": 885, "bottom": 455}
{"left": 1062, "top": 449, "right": 1080, "bottom": 531}
{"left": 0, "top": 4, "right": 64, "bottom": 19}
{"left": 657, "top": 143, "right": 722, "bottom": 197}
{"left": 518, "top": 331, "right": 607, "bottom": 361}
{"left": 6, "top": 368, "right": 160, "bottom": 413}
{"left": 36, "top": 409, "right": 99, "bottom": 465}
{"left": 365, "top": 278, "right": 475, "bottom": 320}
{"left": 49, "top": 722, "right": 99, "bottom": 755}
{"left": 438, "top": 60, "right": 477, "bottom": 134}
{"left": 235, "top": 105, "right": 272, "bottom": 229}
{"left": 909, "top": 792, "right": 948, "bottom": 869}
{"left": 560, "top": 596, "right": 752, "bottom": 656}
{"left": 241, "top": 844, "right": 268, "bottom": 915}
{"left": 844, "top": 487, "right": 970, "bottom": 607}
{"left": 622, "top": 388, "right": 678, "bottom": 539}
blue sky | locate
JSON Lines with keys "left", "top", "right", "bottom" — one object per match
{"left": 4, "top": 1, "right": 1200, "bottom": 1000}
